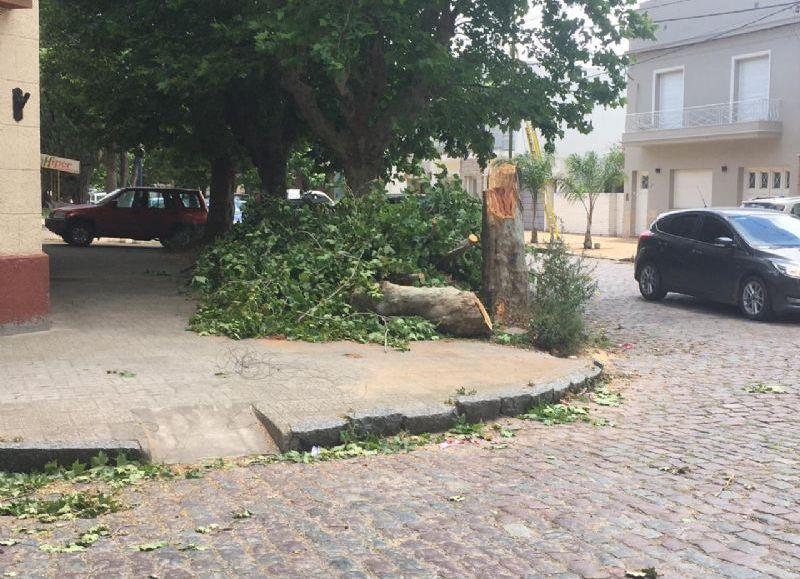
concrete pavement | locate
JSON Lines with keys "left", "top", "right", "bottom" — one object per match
{"left": 0, "top": 240, "right": 593, "bottom": 463}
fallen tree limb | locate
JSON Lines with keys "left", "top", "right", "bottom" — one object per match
{"left": 437, "top": 234, "right": 479, "bottom": 269}
{"left": 353, "top": 281, "right": 493, "bottom": 338}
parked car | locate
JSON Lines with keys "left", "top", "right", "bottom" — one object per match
{"left": 742, "top": 196, "right": 800, "bottom": 219}
{"left": 635, "top": 207, "right": 800, "bottom": 320}
{"left": 286, "top": 188, "right": 335, "bottom": 206}
{"left": 45, "top": 187, "right": 207, "bottom": 249}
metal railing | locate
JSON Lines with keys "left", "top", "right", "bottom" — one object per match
{"left": 625, "top": 98, "right": 781, "bottom": 133}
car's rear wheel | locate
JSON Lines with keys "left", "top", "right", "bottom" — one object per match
{"left": 160, "top": 226, "right": 193, "bottom": 251}
{"left": 638, "top": 262, "right": 666, "bottom": 301}
{"left": 740, "top": 276, "right": 772, "bottom": 321}
{"left": 65, "top": 222, "right": 94, "bottom": 247}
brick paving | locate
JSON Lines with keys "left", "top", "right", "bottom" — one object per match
{"left": 2, "top": 259, "right": 800, "bottom": 577}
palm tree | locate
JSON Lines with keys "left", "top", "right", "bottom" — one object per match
{"left": 561, "top": 146, "right": 625, "bottom": 250}
{"left": 513, "top": 153, "right": 554, "bottom": 244}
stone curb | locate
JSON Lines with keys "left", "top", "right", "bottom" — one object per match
{"left": 0, "top": 441, "right": 148, "bottom": 473}
{"left": 253, "top": 361, "right": 604, "bottom": 453}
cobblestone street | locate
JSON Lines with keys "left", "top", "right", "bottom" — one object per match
{"left": 2, "top": 259, "right": 800, "bottom": 578}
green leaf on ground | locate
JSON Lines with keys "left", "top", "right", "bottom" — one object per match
{"left": 232, "top": 508, "right": 253, "bottom": 519}
{"left": 743, "top": 383, "right": 785, "bottom": 394}
{"left": 519, "top": 402, "right": 591, "bottom": 426}
{"left": 134, "top": 541, "right": 168, "bottom": 552}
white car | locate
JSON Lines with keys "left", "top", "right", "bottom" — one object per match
{"left": 286, "top": 188, "right": 335, "bottom": 206}
{"left": 742, "top": 196, "right": 800, "bottom": 219}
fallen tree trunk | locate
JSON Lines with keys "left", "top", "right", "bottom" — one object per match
{"left": 354, "top": 281, "right": 493, "bottom": 338}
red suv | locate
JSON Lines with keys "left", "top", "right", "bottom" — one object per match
{"left": 46, "top": 187, "right": 207, "bottom": 249}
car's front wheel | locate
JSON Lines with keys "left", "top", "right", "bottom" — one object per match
{"left": 65, "top": 222, "right": 94, "bottom": 247}
{"left": 740, "top": 276, "right": 772, "bottom": 321}
{"left": 638, "top": 262, "right": 666, "bottom": 301}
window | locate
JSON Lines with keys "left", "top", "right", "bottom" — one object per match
{"left": 791, "top": 203, "right": 800, "bottom": 218}
{"left": 658, "top": 214, "right": 699, "bottom": 239}
{"left": 147, "top": 191, "right": 166, "bottom": 209}
{"left": 697, "top": 217, "right": 734, "bottom": 244}
{"left": 641, "top": 175, "right": 649, "bottom": 189}
{"left": 178, "top": 193, "right": 201, "bottom": 209}
{"left": 655, "top": 69, "right": 684, "bottom": 129}
{"left": 115, "top": 190, "right": 135, "bottom": 208}
{"left": 773, "top": 172, "right": 782, "bottom": 190}
{"left": 748, "top": 172, "right": 756, "bottom": 189}
{"left": 733, "top": 53, "right": 770, "bottom": 122}
{"left": 761, "top": 172, "right": 769, "bottom": 189}
{"left": 786, "top": 172, "right": 791, "bottom": 190}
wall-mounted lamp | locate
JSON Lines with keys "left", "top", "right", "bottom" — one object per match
{"left": 721, "top": 165, "right": 728, "bottom": 173}
{"left": 655, "top": 168, "right": 661, "bottom": 174}
{"left": 12, "top": 88, "right": 31, "bottom": 122}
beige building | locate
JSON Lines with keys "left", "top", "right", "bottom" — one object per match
{"left": 0, "top": 0, "right": 48, "bottom": 331}
{"left": 622, "top": 0, "right": 800, "bottom": 236}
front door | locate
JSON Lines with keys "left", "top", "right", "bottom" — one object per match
{"left": 744, "top": 168, "right": 791, "bottom": 201}
{"left": 690, "top": 215, "right": 742, "bottom": 303}
{"left": 655, "top": 212, "right": 702, "bottom": 293}
{"left": 635, "top": 173, "right": 650, "bottom": 234}
{"left": 96, "top": 189, "right": 141, "bottom": 239}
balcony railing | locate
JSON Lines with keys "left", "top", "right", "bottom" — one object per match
{"left": 625, "top": 98, "right": 781, "bottom": 133}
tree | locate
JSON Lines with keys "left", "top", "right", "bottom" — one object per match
{"left": 513, "top": 153, "right": 554, "bottom": 244}
{"left": 561, "top": 146, "right": 625, "bottom": 250}
{"left": 255, "top": 0, "right": 651, "bottom": 196}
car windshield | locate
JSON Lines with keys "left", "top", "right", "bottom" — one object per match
{"left": 729, "top": 214, "right": 800, "bottom": 248}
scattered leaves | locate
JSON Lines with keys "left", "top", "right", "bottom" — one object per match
{"left": 106, "top": 370, "right": 136, "bottom": 379}
{"left": 134, "top": 541, "right": 168, "bottom": 552}
{"left": 743, "top": 383, "right": 785, "bottom": 394}
{"left": 448, "top": 495, "right": 465, "bottom": 503}
{"left": 232, "top": 508, "right": 253, "bottom": 520}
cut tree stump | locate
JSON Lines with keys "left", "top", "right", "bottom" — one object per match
{"left": 482, "top": 163, "right": 530, "bottom": 326}
{"left": 353, "top": 281, "right": 493, "bottom": 338}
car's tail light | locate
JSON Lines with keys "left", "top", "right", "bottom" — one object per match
{"left": 638, "top": 229, "right": 653, "bottom": 243}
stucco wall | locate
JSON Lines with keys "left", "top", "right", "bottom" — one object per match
{"left": 0, "top": 1, "right": 41, "bottom": 256}
{"left": 552, "top": 193, "right": 626, "bottom": 237}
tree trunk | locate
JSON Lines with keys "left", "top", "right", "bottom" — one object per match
{"left": 119, "top": 151, "right": 129, "bottom": 188}
{"left": 103, "top": 147, "right": 117, "bottom": 192}
{"left": 206, "top": 155, "right": 236, "bottom": 241}
{"left": 482, "top": 163, "right": 530, "bottom": 327}
{"left": 584, "top": 208, "right": 594, "bottom": 250}
{"left": 342, "top": 157, "right": 383, "bottom": 198}
{"left": 530, "top": 190, "right": 539, "bottom": 244}
{"left": 75, "top": 163, "right": 94, "bottom": 204}
{"left": 354, "top": 281, "right": 492, "bottom": 338}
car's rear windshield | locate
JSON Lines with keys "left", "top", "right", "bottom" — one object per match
{"left": 729, "top": 214, "right": 800, "bottom": 248}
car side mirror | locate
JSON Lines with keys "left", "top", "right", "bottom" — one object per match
{"left": 714, "top": 236, "right": 735, "bottom": 248}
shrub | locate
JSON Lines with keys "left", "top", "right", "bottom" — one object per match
{"left": 189, "top": 179, "right": 482, "bottom": 347}
{"left": 528, "top": 239, "right": 597, "bottom": 355}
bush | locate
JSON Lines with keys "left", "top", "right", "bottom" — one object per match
{"left": 528, "top": 239, "right": 597, "bottom": 355}
{"left": 189, "top": 179, "right": 482, "bottom": 347}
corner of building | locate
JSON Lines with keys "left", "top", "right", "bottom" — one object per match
{"left": 0, "top": 0, "right": 49, "bottom": 334}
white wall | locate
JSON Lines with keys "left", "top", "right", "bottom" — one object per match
{"left": 552, "top": 193, "right": 626, "bottom": 237}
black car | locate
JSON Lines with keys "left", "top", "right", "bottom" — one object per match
{"left": 635, "top": 208, "right": 800, "bottom": 320}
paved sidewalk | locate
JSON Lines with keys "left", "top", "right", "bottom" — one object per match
{"left": 530, "top": 232, "right": 638, "bottom": 261}
{"left": 0, "top": 241, "right": 590, "bottom": 463}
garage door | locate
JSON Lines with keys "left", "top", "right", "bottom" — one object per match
{"left": 673, "top": 170, "right": 712, "bottom": 209}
